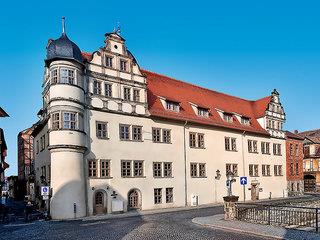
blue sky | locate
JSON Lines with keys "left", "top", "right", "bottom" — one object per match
{"left": 1, "top": 0, "right": 320, "bottom": 175}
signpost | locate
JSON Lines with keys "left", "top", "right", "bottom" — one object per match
{"left": 41, "top": 186, "right": 50, "bottom": 219}
{"left": 41, "top": 186, "right": 50, "bottom": 196}
{"left": 240, "top": 177, "right": 247, "bottom": 202}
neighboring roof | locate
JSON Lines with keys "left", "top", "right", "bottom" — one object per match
{"left": 297, "top": 129, "right": 320, "bottom": 143}
{"left": 142, "top": 69, "right": 271, "bottom": 135}
{"left": 0, "top": 107, "right": 9, "bottom": 117}
{"left": 285, "top": 131, "right": 304, "bottom": 140}
{"left": 46, "top": 33, "right": 83, "bottom": 66}
{"left": 31, "top": 118, "right": 48, "bottom": 137}
{"left": 81, "top": 52, "right": 93, "bottom": 62}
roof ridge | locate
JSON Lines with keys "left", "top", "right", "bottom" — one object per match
{"left": 141, "top": 69, "right": 269, "bottom": 103}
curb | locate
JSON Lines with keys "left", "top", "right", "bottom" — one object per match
{"left": 192, "top": 219, "right": 287, "bottom": 240}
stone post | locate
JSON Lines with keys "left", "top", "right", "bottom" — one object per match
{"left": 223, "top": 195, "right": 239, "bottom": 220}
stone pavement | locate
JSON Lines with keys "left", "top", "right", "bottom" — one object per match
{"left": 192, "top": 214, "right": 320, "bottom": 240}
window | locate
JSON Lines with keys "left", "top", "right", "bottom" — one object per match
{"left": 262, "top": 165, "right": 271, "bottom": 176}
{"left": 60, "top": 68, "right": 75, "bottom": 84}
{"left": 189, "top": 132, "right": 205, "bottom": 148}
{"left": 93, "top": 80, "right": 101, "bottom": 95}
{"left": 290, "top": 143, "right": 293, "bottom": 156}
{"left": 296, "top": 162, "right": 299, "bottom": 175}
{"left": 164, "top": 162, "right": 172, "bottom": 177}
{"left": 241, "top": 117, "right": 250, "bottom": 125}
{"left": 190, "top": 163, "right": 206, "bottom": 178}
{"left": 121, "top": 161, "right": 131, "bottom": 177}
{"left": 295, "top": 144, "right": 299, "bottom": 157}
{"left": 124, "top": 87, "right": 131, "bottom": 101}
{"left": 273, "top": 143, "right": 281, "bottom": 155}
{"left": 96, "top": 122, "right": 108, "bottom": 139}
{"left": 132, "top": 126, "right": 142, "bottom": 141}
{"left": 133, "top": 161, "right": 144, "bottom": 177}
{"left": 36, "top": 140, "right": 39, "bottom": 154}
{"left": 105, "top": 83, "right": 112, "bottom": 97}
{"left": 88, "top": 160, "right": 97, "bottom": 177}
{"left": 63, "top": 112, "right": 76, "bottom": 130}
{"left": 120, "top": 124, "right": 130, "bottom": 140}
{"left": 274, "top": 165, "right": 283, "bottom": 176}
{"left": 226, "top": 164, "right": 238, "bottom": 176}
{"left": 290, "top": 162, "right": 294, "bottom": 175}
{"left": 120, "top": 59, "right": 127, "bottom": 71}
{"left": 154, "top": 188, "right": 162, "bottom": 204}
{"left": 249, "top": 164, "right": 259, "bottom": 177}
{"left": 133, "top": 89, "right": 140, "bottom": 102}
{"left": 105, "top": 56, "right": 113, "bottom": 67}
{"left": 223, "top": 113, "right": 233, "bottom": 123}
{"left": 162, "top": 129, "right": 171, "bottom": 143}
{"left": 248, "top": 140, "right": 258, "bottom": 153}
{"left": 225, "top": 137, "right": 237, "bottom": 151}
{"left": 153, "top": 162, "right": 162, "bottom": 177}
{"left": 100, "top": 160, "right": 110, "bottom": 178}
{"left": 198, "top": 107, "right": 209, "bottom": 117}
{"left": 166, "top": 101, "right": 180, "bottom": 112}
{"left": 50, "top": 68, "right": 58, "bottom": 84}
{"left": 166, "top": 188, "right": 173, "bottom": 203}
{"left": 261, "top": 142, "right": 270, "bottom": 154}
{"left": 152, "top": 128, "right": 161, "bottom": 142}
{"left": 52, "top": 112, "right": 60, "bottom": 130}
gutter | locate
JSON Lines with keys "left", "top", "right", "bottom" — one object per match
{"left": 183, "top": 120, "right": 188, "bottom": 206}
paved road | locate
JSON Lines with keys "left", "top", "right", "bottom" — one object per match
{"left": 0, "top": 206, "right": 270, "bottom": 240}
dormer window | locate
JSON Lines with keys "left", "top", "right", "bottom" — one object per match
{"left": 197, "top": 107, "right": 209, "bottom": 117}
{"left": 241, "top": 117, "right": 250, "bottom": 125}
{"left": 166, "top": 101, "right": 180, "bottom": 112}
{"left": 223, "top": 113, "right": 233, "bottom": 123}
{"left": 105, "top": 56, "right": 113, "bottom": 68}
{"left": 120, "top": 59, "right": 127, "bottom": 71}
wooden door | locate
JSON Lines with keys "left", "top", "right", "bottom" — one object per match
{"left": 128, "top": 190, "right": 139, "bottom": 209}
{"left": 251, "top": 184, "right": 259, "bottom": 201}
{"left": 94, "top": 192, "right": 105, "bottom": 214}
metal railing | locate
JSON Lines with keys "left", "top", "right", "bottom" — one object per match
{"left": 236, "top": 203, "right": 319, "bottom": 232}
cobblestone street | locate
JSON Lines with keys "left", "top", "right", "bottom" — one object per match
{"left": 0, "top": 206, "right": 269, "bottom": 240}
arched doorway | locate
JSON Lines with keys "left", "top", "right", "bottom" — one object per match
{"left": 128, "top": 189, "right": 141, "bottom": 210}
{"left": 93, "top": 191, "right": 107, "bottom": 215}
{"left": 304, "top": 175, "right": 316, "bottom": 192}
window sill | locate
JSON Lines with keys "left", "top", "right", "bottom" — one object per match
{"left": 153, "top": 176, "right": 174, "bottom": 179}
{"left": 97, "top": 137, "right": 110, "bottom": 140}
{"left": 152, "top": 141, "right": 172, "bottom": 144}
{"left": 190, "top": 147, "right": 206, "bottom": 149}
{"left": 89, "top": 177, "right": 113, "bottom": 179}
{"left": 121, "top": 176, "right": 146, "bottom": 178}
{"left": 226, "top": 149, "right": 238, "bottom": 152}
{"left": 248, "top": 151, "right": 259, "bottom": 154}
{"left": 191, "top": 176, "right": 207, "bottom": 178}
{"left": 120, "top": 139, "right": 144, "bottom": 142}
{"left": 262, "top": 175, "right": 272, "bottom": 177}
{"left": 262, "top": 153, "right": 271, "bottom": 155}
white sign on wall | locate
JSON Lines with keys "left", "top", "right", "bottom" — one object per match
{"left": 41, "top": 186, "right": 50, "bottom": 196}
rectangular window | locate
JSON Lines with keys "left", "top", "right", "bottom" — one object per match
{"left": 105, "top": 56, "right": 113, "bottom": 68}
{"left": 152, "top": 128, "right": 161, "bottom": 142}
{"left": 198, "top": 134, "right": 205, "bottom": 148}
{"left": 226, "top": 164, "right": 238, "bottom": 176}
{"left": 88, "top": 160, "right": 97, "bottom": 177}
{"left": 189, "top": 133, "right": 196, "bottom": 148}
{"left": 166, "top": 188, "right": 173, "bottom": 203}
{"left": 290, "top": 162, "right": 294, "bottom": 175}
{"left": 296, "top": 162, "right": 299, "bottom": 175}
{"left": 273, "top": 143, "right": 281, "bottom": 155}
{"left": 164, "top": 162, "right": 172, "bottom": 177}
{"left": 248, "top": 140, "right": 258, "bottom": 153}
{"left": 223, "top": 113, "right": 233, "bottom": 123}
{"left": 132, "top": 126, "right": 142, "bottom": 141}
{"left": 231, "top": 138, "right": 237, "bottom": 151}
{"left": 93, "top": 80, "right": 101, "bottom": 95}
{"left": 153, "top": 162, "right": 162, "bottom": 177}
{"left": 290, "top": 144, "right": 293, "bottom": 156}
{"left": 96, "top": 122, "right": 108, "bottom": 139}
{"left": 274, "top": 165, "right": 283, "bottom": 176}
{"left": 63, "top": 112, "right": 76, "bottom": 130}
{"left": 262, "top": 165, "right": 271, "bottom": 176}
{"left": 190, "top": 163, "right": 197, "bottom": 177}
{"left": 60, "top": 68, "right": 75, "bottom": 84}
{"left": 123, "top": 87, "right": 131, "bottom": 101}
{"left": 133, "top": 161, "right": 144, "bottom": 177}
{"left": 190, "top": 132, "right": 204, "bottom": 148}
{"left": 36, "top": 140, "right": 39, "bottom": 154}
{"left": 121, "top": 161, "right": 131, "bottom": 177}
{"left": 50, "top": 68, "right": 58, "bottom": 84}
{"left": 199, "top": 163, "right": 206, "bottom": 177}
{"left": 295, "top": 144, "right": 299, "bottom": 157}
{"left": 241, "top": 117, "right": 250, "bottom": 125}
{"left": 162, "top": 129, "right": 171, "bottom": 143}
{"left": 133, "top": 89, "right": 140, "bottom": 102}
{"left": 249, "top": 164, "right": 259, "bottom": 177}
{"left": 261, "top": 142, "right": 270, "bottom": 154}
{"left": 100, "top": 160, "right": 110, "bottom": 178}
{"left": 120, "top": 59, "right": 127, "bottom": 71}
{"left": 197, "top": 107, "right": 209, "bottom": 117}
{"left": 105, "top": 83, "right": 112, "bottom": 97}
{"left": 52, "top": 112, "right": 60, "bottom": 130}
{"left": 120, "top": 124, "right": 130, "bottom": 140}
{"left": 225, "top": 137, "right": 231, "bottom": 151}
{"left": 166, "top": 101, "right": 180, "bottom": 112}
{"left": 154, "top": 188, "right": 162, "bottom": 204}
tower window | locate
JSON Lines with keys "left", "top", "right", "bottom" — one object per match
{"left": 133, "top": 89, "right": 140, "bottom": 102}
{"left": 123, "top": 87, "right": 131, "bottom": 101}
{"left": 51, "top": 112, "right": 60, "bottom": 130}
{"left": 120, "top": 59, "right": 127, "bottom": 71}
{"left": 93, "top": 80, "right": 101, "bottom": 95}
{"left": 63, "top": 112, "right": 76, "bottom": 130}
{"left": 60, "top": 68, "right": 75, "bottom": 84}
{"left": 50, "top": 68, "right": 58, "bottom": 84}
{"left": 105, "top": 56, "right": 113, "bottom": 68}
{"left": 105, "top": 83, "right": 112, "bottom": 97}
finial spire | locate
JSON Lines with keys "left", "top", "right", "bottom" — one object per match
{"left": 62, "top": 16, "right": 66, "bottom": 35}
{"left": 116, "top": 21, "right": 121, "bottom": 35}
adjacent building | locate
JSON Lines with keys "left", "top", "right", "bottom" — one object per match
{"left": 17, "top": 127, "right": 35, "bottom": 199}
{"left": 32, "top": 21, "right": 287, "bottom": 219}
{"left": 0, "top": 107, "right": 9, "bottom": 194}
{"left": 285, "top": 131, "right": 304, "bottom": 195}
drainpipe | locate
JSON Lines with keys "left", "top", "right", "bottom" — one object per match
{"left": 241, "top": 131, "right": 246, "bottom": 202}
{"left": 183, "top": 121, "right": 188, "bottom": 206}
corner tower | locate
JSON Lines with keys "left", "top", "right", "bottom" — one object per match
{"left": 43, "top": 18, "right": 86, "bottom": 219}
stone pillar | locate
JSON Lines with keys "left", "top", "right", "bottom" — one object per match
{"left": 223, "top": 195, "right": 239, "bottom": 220}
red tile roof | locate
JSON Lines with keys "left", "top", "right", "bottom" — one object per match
{"left": 81, "top": 52, "right": 93, "bottom": 62}
{"left": 285, "top": 131, "right": 304, "bottom": 140}
{"left": 142, "top": 69, "right": 271, "bottom": 135}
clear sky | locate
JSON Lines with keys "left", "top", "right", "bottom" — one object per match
{"left": 1, "top": 0, "right": 320, "bottom": 176}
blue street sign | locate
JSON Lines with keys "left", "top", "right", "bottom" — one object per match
{"left": 240, "top": 177, "right": 248, "bottom": 185}
{"left": 41, "top": 186, "right": 50, "bottom": 196}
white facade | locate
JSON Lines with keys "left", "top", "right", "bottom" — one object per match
{"left": 32, "top": 29, "right": 287, "bottom": 219}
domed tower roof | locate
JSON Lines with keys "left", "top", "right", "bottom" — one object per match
{"left": 45, "top": 17, "right": 83, "bottom": 66}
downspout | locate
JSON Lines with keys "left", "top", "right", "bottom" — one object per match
{"left": 183, "top": 121, "right": 188, "bottom": 207}
{"left": 241, "top": 131, "right": 246, "bottom": 202}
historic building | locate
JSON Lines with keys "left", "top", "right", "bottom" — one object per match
{"left": 297, "top": 129, "right": 320, "bottom": 192}
{"left": 285, "top": 131, "right": 304, "bottom": 195}
{"left": 31, "top": 20, "right": 287, "bottom": 219}
{"left": 17, "top": 127, "right": 35, "bottom": 199}
{"left": 0, "top": 107, "right": 9, "bottom": 194}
